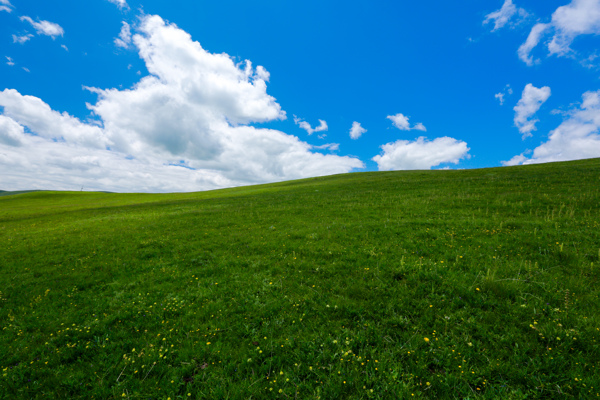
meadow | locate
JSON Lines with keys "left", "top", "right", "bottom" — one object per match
{"left": 1, "top": 158, "right": 599, "bottom": 399}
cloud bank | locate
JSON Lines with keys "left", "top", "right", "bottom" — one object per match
{"left": 0, "top": 15, "right": 363, "bottom": 192}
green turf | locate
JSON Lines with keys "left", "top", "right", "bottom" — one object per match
{"left": 1, "top": 159, "right": 600, "bottom": 399}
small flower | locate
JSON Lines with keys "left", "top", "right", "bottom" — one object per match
{"left": 424, "top": 337, "right": 430, "bottom": 342}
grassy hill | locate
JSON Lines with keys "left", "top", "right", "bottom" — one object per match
{"left": 1, "top": 159, "right": 600, "bottom": 399}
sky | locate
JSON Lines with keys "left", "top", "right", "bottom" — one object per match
{"left": 1, "top": 0, "right": 600, "bottom": 192}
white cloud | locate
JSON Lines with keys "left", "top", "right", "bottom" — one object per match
{"left": 372, "top": 137, "right": 470, "bottom": 170}
{"left": 20, "top": 16, "right": 64, "bottom": 38}
{"left": 0, "top": 0, "right": 12, "bottom": 12}
{"left": 484, "top": 0, "right": 529, "bottom": 31}
{"left": 514, "top": 83, "right": 551, "bottom": 138}
{"left": 313, "top": 143, "right": 340, "bottom": 151}
{"left": 293, "top": 116, "right": 328, "bottom": 135}
{"left": 61, "top": 44, "right": 68, "bottom": 51}
{"left": 22, "top": 67, "right": 30, "bottom": 73}
{"left": 12, "top": 34, "right": 33, "bottom": 44}
{"left": 0, "top": 15, "right": 363, "bottom": 192}
{"left": 502, "top": 153, "right": 528, "bottom": 166}
{"left": 387, "top": 113, "right": 427, "bottom": 131}
{"left": 349, "top": 121, "right": 366, "bottom": 139}
{"left": 519, "top": 0, "right": 600, "bottom": 65}
{"left": 108, "top": 0, "right": 129, "bottom": 10}
{"left": 114, "top": 21, "right": 132, "bottom": 48}
{"left": 495, "top": 93, "right": 505, "bottom": 105}
{"left": 517, "top": 23, "right": 550, "bottom": 65}
{"left": 495, "top": 84, "right": 513, "bottom": 105}
{"left": 5, "top": 56, "right": 14, "bottom": 66}
{"left": 0, "top": 115, "right": 25, "bottom": 147}
{"left": 0, "top": 89, "right": 109, "bottom": 148}
{"left": 503, "top": 90, "right": 600, "bottom": 166}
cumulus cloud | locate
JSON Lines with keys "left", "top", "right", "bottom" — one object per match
{"left": 108, "top": 0, "right": 129, "bottom": 10}
{"left": 293, "top": 116, "right": 328, "bottom": 135}
{"left": 484, "top": 0, "right": 529, "bottom": 31}
{"left": 0, "top": 89, "right": 109, "bottom": 148}
{"left": 0, "top": 15, "right": 363, "bottom": 192}
{"left": 503, "top": 90, "right": 600, "bottom": 166}
{"left": 0, "top": 115, "right": 25, "bottom": 147}
{"left": 12, "top": 34, "right": 33, "bottom": 44}
{"left": 114, "top": 21, "right": 132, "bottom": 48}
{"left": 387, "top": 113, "right": 427, "bottom": 131}
{"left": 349, "top": 121, "right": 366, "bottom": 140}
{"left": 20, "top": 16, "right": 64, "bottom": 38}
{"left": 514, "top": 84, "right": 551, "bottom": 138}
{"left": 372, "top": 137, "right": 470, "bottom": 170}
{"left": 519, "top": 0, "right": 600, "bottom": 65}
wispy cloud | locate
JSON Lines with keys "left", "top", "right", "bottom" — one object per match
{"left": 114, "top": 21, "right": 132, "bottom": 48}
{"left": 495, "top": 84, "right": 513, "bottom": 105}
{"left": 313, "top": 143, "right": 340, "bottom": 151}
{"left": 519, "top": 0, "right": 600, "bottom": 65}
{"left": 0, "top": 0, "right": 13, "bottom": 13}
{"left": 12, "top": 34, "right": 33, "bottom": 44}
{"left": 483, "top": 0, "right": 528, "bottom": 31}
{"left": 5, "top": 56, "right": 15, "bottom": 66}
{"left": 107, "top": 0, "right": 129, "bottom": 10}
{"left": 294, "top": 116, "right": 328, "bottom": 135}
{"left": 20, "top": 16, "right": 64, "bottom": 38}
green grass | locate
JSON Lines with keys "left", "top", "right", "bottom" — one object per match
{"left": 1, "top": 158, "right": 600, "bottom": 399}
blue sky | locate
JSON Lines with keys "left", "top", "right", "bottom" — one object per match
{"left": 1, "top": 0, "right": 600, "bottom": 192}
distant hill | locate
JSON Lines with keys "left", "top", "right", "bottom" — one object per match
{"left": 0, "top": 190, "right": 39, "bottom": 197}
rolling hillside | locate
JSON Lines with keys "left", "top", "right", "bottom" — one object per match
{"left": 1, "top": 159, "right": 599, "bottom": 399}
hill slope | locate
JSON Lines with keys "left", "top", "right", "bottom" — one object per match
{"left": 1, "top": 159, "right": 600, "bottom": 399}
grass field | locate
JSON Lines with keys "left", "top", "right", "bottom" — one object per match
{"left": 1, "top": 159, "right": 600, "bottom": 399}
